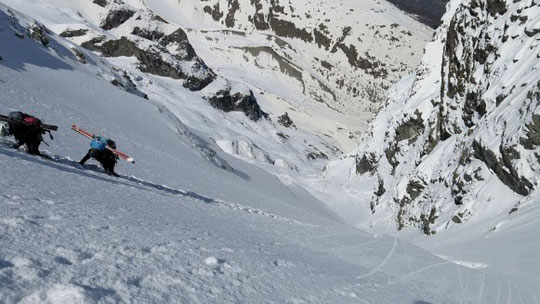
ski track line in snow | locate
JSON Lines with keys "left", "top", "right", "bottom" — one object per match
{"left": 495, "top": 280, "right": 501, "bottom": 304}
{"left": 388, "top": 261, "right": 452, "bottom": 285}
{"left": 513, "top": 280, "right": 537, "bottom": 304}
{"left": 477, "top": 273, "right": 486, "bottom": 303}
{"left": 458, "top": 267, "right": 466, "bottom": 302}
{"left": 401, "top": 240, "right": 413, "bottom": 272}
{"left": 355, "top": 237, "right": 398, "bottom": 279}
{"left": 507, "top": 281, "right": 513, "bottom": 304}
{"left": 0, "top": 141, "right": 313, "bottom": 228}
{"left": 120, "top": 174, "right": 315, "bottom": 227}
{"left": 436, "top": 255, "right": 488, "bottom": 269}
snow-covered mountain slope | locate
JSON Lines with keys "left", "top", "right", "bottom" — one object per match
{"left": 147, "top": 0, "right": 432, "bottom": 147}
{"left": 0, "top": 0, "right": 327, "bottom": 178}
{"left": 0, "top": 3, "right": 529, "bottom": 303}
{"left": 326, "top": 0, "right": 539, "bottom": 234}
{"left": 318, "top": 0, "right": 540, "bottom": 296}
{"left": 147, "top": 0, "right": 431, "bottom": 109}
{"left": 2, "top": 0, "right": 432, "bottom": 161}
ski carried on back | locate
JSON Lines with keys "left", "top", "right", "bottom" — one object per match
{"left": 0, "top": 114, "right": 58, "bottom": 132}
{"left": 71, "top": 124, "right": 134, "bottom": 163}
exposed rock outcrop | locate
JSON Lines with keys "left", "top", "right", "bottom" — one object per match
{"left": 160, "top": 28, "right": 197, "bottom": 61}
{"left": 96, "top": 36, "right": 214, "bottom": 91}
{"left": 207, "top": 89, "right": 267, "bottom": 121}
{"left": 386, "top": 0, "right": 450, "bottom": 28}
{"left": 93, "top": 0, "right": 107, "bottom": 7}
{"left": 29, "top": 24, "right": 48, "bottom": 46}
{"left": 60, "top": 29, "right": 88, "bottom": 38}
{"left": 356, "top": 153, "right": 376, "bottom": 175}
{"left": 277, "top": 112, "right": 295, "bottom": 128}
{"left": 81, "top": 36, "right": 106, "bottom": 52}
{"left": 132, "top": 27, "right": 164, "bottom": 41}
{"left": 101, "top": 9, "right": 135, "bottom": 30}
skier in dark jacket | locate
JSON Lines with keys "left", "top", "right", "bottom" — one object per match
{"left": 79, "top": 136, "right": 119, "bottom": 176}
{"left": 4, "top": 111, "right": 46, "bottom": 155}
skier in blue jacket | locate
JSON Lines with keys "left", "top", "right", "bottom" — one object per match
{"left": 79, "top": 136, "right": 119, "bottom": 176}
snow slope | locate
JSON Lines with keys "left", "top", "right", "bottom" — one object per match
{"left": 0, "top": 0, "right": 344, "bottom": 181}
{"left": 0, "top": 2, "right": 534, "bottom": 303}
{"left": 1, "top": 0, "right": 432, "bottom": 163}
{"left": 146, "top": 0, "right": 433, "bottom": 150}
{"left": 325, "top": 0, "right": 540, "bottom": 234}
{"left": 318, "top": 0, "right": 540, "bottom": 298}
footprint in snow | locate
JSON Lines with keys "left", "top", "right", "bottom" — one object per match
{"left": 54, "top": 247, "right": 93, "bottom": 265}
{"left": 273, "top": 260, "right": 295, "bottom": 267}
{"left": 4, "top": 194, "right": 21, "bottom": 200}
{"left": 2, "top": 194, "right": 21, "bottom": 205}
{"left": 205, "top": 256, "right": 242, "bottom": 275}
{"left": 0, "top": 259, "right": 14, "bottom": 269}
{"left": 127, "top": 276, "right": 143, "bottom": 287}
{"left": 0, "top": 217, "right": 24, "bottom": 227}
{"left": 35, "top": 198, "right": 56, "bottom": 205}
{"left": 54, "top": 256, "right": 73, "bottom": 265}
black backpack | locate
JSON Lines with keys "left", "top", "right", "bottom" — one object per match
{"left": 8, "top": 111, "right": 26, "bottom": 122}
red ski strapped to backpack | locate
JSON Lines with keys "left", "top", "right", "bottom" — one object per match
{"left": 71, "top": 125, "right": 135, "bottom": 163}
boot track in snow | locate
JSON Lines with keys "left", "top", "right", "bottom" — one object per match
{"left": 0, "top": 139, "right": 311, "bottom": 227}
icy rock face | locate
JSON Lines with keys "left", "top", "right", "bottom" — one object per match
{"left": 93, "top": 0, "right": 107, "bottom": 8}
{"left": 328, "top": 0, "right": 540, "bottom": 234}
{"left": 59, "top": 29, "right": 88, "bottom": 38}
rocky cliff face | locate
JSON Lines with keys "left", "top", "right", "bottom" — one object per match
{"left": 326, "top": 0, "right": 539, "bottom": 234}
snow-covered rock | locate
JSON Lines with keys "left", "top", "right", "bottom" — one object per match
{"left": 326, "top": 0, "right": 540, "bottom": 235}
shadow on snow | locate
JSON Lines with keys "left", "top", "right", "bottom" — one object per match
{"left": 0, "top": 141, "right": 217, "bottom": 205}
{"left": 0, "top": 9, "right": 74, "bottom": 73}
